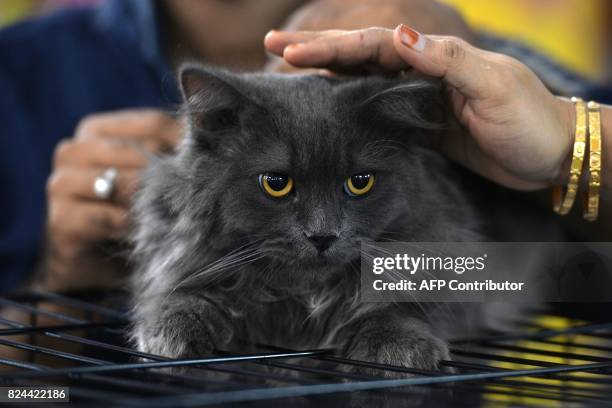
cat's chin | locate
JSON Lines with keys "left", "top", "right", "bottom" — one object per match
{"left": 260, "top": 253, "right": 355, "bottom": 288}
{"left": 294, "top": 250, "right": 356, "bottom": 269}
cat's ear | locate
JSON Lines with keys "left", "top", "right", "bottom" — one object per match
{"left": 179, "top": 64, "right": 245, "bottom": 133}
{"left": 359, "top": 78, "right": 446, "bottom": 130}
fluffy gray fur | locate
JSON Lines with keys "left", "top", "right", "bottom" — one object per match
{"left": 129, "top": 65, "right": 488, "bottom": 372}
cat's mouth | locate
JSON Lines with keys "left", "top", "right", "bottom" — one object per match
{"left": 299, "top": 244, "right": 360, "bottom": 269}
{"left": 263, "top": 246, "right": 339, "bottom": 269}
{"left": 260, "top": 236, "right": 360, "bottom": 269}
{"left": 305, "top": 252, "right": 335, "bottom": 266}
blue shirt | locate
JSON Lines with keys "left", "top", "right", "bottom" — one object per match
{"left": 0, "top": 0, "right": 179, "bottom": 292}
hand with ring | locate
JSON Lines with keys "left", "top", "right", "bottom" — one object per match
{"left": 93, "top": 168, "right": 119, "bottom": 200}
{"left": 44, "top": 109, "right": 182, "bottom": 291}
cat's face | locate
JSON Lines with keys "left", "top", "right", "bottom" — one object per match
{"left": 177, "top": 66, "right": 446, "bottom": 277}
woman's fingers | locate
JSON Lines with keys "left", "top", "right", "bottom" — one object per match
{"left": 264, "top": 30, "right": 344, "bottom": 56}
{"left": 47, "top": 167, "right": 140, "bottom": 207}
{"left": 43, "top": 108, "right": 184, "bottom": 291}
{"left": 48, "top": 199, "right": 129, "bottom": 247}
{"left": 269, "top": 28, "right": 408, "bottom": 72}
{"left": 75, "top": 109, "right": 182, "bottom": 151}
{"left": 53, "top": 138, "right": 149, "bottom": 169}
{"left": 392, "top": 25, "right": 496, "bottom": 99}
{"left": 268, "top": 25, "right": 499, "bottom": 99}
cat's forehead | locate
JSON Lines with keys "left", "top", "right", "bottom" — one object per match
{"left": 250, "top": 74, "right": 347, "bottom": 117}
{"left": 259, "top": 76, "right": 359, "bottom": 146}
{"left": 238, "top": 75, "right": 388, "bottom": 176}
{"left": 205, "top": 71, "right": 433, "bottom": 173}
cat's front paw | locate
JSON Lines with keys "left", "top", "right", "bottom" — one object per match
{"left": 132, "top": 296, "right": 233, "bottom": 361}
{"left": 344, "top": 318, "right": 450, "bottom": 377}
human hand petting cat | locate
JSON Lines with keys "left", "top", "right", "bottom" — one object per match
{"left": 44, "top": 110, "right": 181, "bottom": 291}
{"left": 266, "top": 0, "right": 475, "bottom": 73}
{"left": 265, "top": 25, "right": 577, "bottom": 192}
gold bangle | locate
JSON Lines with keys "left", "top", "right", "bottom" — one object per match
{"left": 584, "top": 101, "right": 602, "bottom": 221}
{"left": 553, "top": 97, "right": 587, "bottom": 215}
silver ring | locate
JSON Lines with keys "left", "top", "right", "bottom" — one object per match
{"left": 93, "top": 167, "right": 118, "bottom": 200}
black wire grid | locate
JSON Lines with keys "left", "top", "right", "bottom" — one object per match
{"left": 1, "top": 291, "right": 612, "bottom": 407}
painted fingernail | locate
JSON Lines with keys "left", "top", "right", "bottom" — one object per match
{"left": 398, "top": 24, "right": 425, "bottom": 51}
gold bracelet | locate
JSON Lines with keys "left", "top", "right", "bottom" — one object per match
{"left": 553, "top": 97, "right": 587, "bottom": 215}
{"left": 584, "top": 101, "right": 602, "bottom": 221}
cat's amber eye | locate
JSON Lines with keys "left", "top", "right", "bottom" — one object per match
{"left": 259, "top": 173, "right": 294, "bottom": 198}
{"left": 344, "top": 173, "right": 375, "bottom": 197}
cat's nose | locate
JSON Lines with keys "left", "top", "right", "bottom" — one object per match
{"left": 305, "top": 233, "right": 338, "bottom": 253}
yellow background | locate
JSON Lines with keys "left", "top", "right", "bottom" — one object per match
{"left": 441, "top": 0, "right": 609, "bottom": 79}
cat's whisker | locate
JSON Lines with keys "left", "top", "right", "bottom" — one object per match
{"left": 189, "top": 238, "right": 267, "bottom": 272}
{"left": 191, "top": 250, "right": 268, "bottom": 284}
{"left": 167, "top": 240, "right": 262, "bottom": 285}
{"left": 166, "top": 243, "right": 270, "bottom": 297}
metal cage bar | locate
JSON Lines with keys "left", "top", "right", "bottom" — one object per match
{"left": 0, "top": 290, "right": 611, "bottom": 407}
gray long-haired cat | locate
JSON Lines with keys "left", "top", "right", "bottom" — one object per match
{"left": 129, "top": 65, "right": 492, "bottom": 372}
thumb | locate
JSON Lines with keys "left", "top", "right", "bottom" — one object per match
{"left": 392, "top": 24, "right": 489, "bottom": 99}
